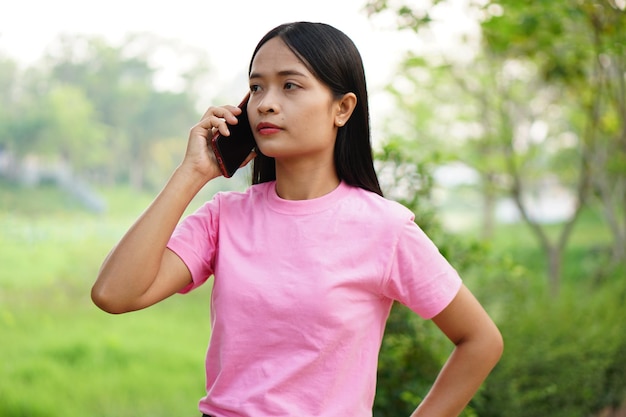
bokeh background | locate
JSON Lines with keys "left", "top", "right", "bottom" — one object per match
{"left": 1, "top": 1, "right": 625, "bottom": 416}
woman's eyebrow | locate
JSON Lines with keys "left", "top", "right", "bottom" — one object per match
{"left": 249, "top": 69, "right": 308, "bottom": 79}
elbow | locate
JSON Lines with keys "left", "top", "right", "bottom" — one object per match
{"left": 91, "top": 283, "right": 134, "bottom": 315}
{"left": 487, "top": 325, "right": 505, "bottom": 367}
{"left": 464, "top": 321, "right": 504, "bottom": 368}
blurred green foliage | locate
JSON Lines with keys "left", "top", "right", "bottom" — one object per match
{"left": 365, "top": 2, "right": 626, "bottom": 413}
{"left": 0, "top": 185, "right": 208, "bottom": 417}
{"left": 2, "top": 1, "right": 626, "bottom": 415}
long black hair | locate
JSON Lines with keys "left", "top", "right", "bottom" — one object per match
{"left": 248, "top": 22, "right": 383, "bottom": 197}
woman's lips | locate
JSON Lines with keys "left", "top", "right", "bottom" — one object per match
{"left": 256, "top": 122, "right": 282, "bottom": 135}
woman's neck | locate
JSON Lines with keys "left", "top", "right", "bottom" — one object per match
{"left": 274, "top": 159, "right": 340, "bottom": 201}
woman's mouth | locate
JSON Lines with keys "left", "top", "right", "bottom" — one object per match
{"left": 256, "top": 122, "right": 282, "bottom": 135}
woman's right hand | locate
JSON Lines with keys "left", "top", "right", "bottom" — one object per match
{"left": 181, "top": 104, "right": 245, "bottom": 181}
{"left": 93, "top": 102, "right": 251, "bottom": 314}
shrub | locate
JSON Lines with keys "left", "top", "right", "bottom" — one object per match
{"left": 477, "top": 280, "right": 626, "bottom": 417}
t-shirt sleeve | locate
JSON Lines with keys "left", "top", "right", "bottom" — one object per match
{"left": 167, "top": 197, "right": 220, "bottom": 294}
{"left": 382, "top": 214, "right": 462, "bottom": 319}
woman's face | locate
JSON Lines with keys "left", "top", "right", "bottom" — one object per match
{"left": 247, "top": 37, "right": 341, "bottom": 168}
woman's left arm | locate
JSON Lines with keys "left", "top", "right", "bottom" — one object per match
{"left": 410, "top": 284, "right": 504, "bottom": 417}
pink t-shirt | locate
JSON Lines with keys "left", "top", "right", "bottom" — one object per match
{"left": 167, "top": 181, "right": 462, "bottom": 417}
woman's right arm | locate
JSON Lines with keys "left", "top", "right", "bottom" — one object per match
{"left": 91, "top": 104, "right": 247, "bottom": 314}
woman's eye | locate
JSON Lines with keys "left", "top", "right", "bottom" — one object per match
{"left": 284, "top": 82, "right": 297, "bottom": 90}
{"left": 250, "top": 85, "right": 260, "bottom": 93}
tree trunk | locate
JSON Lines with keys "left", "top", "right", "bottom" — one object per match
{"left": 481, "top": 172, "right": 497, "bottom": 240}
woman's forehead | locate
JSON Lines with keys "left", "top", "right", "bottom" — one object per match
{"left": 249, "top": 37, "right": 310, "bottom": 78}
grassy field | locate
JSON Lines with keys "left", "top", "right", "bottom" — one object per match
{"left": 1, "top": 184, "right": 215, "bottom": 417}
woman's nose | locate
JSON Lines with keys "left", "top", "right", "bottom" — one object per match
{"left": 256, "top": 91, "right": 278, "bottom": 114}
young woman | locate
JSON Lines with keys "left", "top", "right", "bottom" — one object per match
{"left": 92, "top": 21, "right": 503, "bottom": 417}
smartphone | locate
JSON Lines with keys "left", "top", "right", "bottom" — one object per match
{"left": 210, "top": 93, "right": 256, "bottom": 178}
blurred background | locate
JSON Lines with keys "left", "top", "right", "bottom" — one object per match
{"left": 1, "top": 1, "right": 625, "bottom": 416}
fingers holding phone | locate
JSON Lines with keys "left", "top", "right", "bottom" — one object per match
{"left": 183, "top": 102, "right": 247, "bottom": 180}
{"left": 203, "top": 105, "right": 243, "bottom": 138}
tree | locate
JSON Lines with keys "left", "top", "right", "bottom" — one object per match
{"left": 365, "top": 1, "right": 626, "bottom": 416}
{"left": 44, "top": 33, "right": 204, "bottom": 189}
{"left": 0, "top": 54, "right": 19, "bottom": 151}
{"left": 481, "top": 0, "right": 626, "bottom": 277}
{"left": 366, "top": 0, "right": 626, "bottom": 293}
{"left": 0, "top": 60, "right": 51, "bottom": 181}
{"left": 32, "top": 85, "right": 107, "bottom": 168}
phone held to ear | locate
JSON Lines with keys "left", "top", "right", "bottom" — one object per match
{"left": 211, "top": 93, "right": 256, "bottom": 178}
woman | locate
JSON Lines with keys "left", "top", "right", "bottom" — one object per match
{"left": 92, "top": 21, "right": 503, "bottom": 417}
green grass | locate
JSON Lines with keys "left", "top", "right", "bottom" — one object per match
{"left": 1, "top": 184, "right": 213, "bottom": 417}
{"left": 1, "top": 289, "right": 211, "bottom": 417}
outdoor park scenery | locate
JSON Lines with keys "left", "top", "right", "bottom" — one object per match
{"left": 1, "top": 1, "right": 625, "bottom": 416}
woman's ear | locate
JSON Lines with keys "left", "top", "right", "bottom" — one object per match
{"left": 334, "top": 92, "right": 357, "bottom": 127}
